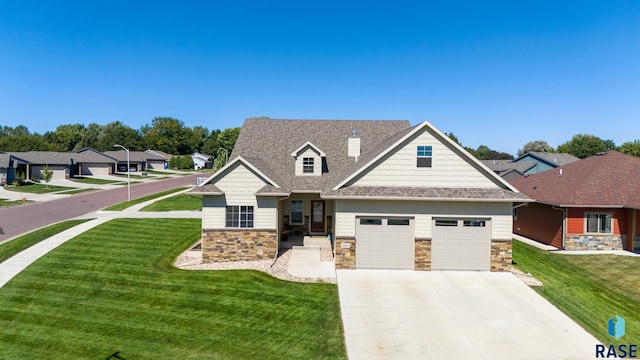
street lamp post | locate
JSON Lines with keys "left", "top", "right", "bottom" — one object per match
{"left": 113, "top": 144, "right": 131, "bottom": 202}
{"left": 220, "top": 148, "right": 228, "bottom": 165}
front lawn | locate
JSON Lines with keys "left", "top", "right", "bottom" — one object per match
{"left": 0, "top": 199, "right": 27, "bottom": 207}
{"left": 102, "top": 188, "right": 187, "bottom": 211}
{"left": 513, "top": 240, "right": 640, "bottom": 344}
{"left": 0, "top": 218, "right": 345, "bottom": 359}
{"left": 3, "top": 183, "right": 73, "bottom": 194}
{"left": 140, "top": 194, "right": 201, "bottom": 211}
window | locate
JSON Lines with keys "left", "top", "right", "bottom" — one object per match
{"left": 359, "top": 218, "right": 382, "bottom": 225}
{"left": 388, "top": 219, "right": 410, "bottom": 226}
{"left": 463, "top": 220, "right": 486, "bottom": 227}
{"left": 417, "top": 145, "right": 432, "bottom": 168}
{"left": 303, "top": 157, "right": 314, "bottom": 173}
{"left": 225, "top": 206, "right": 254, "bottom": 228}
{"left": 435, "top": 219, "right": 458, "bottom": 227}
{"left": 291, "top": 200, "right": 303, "bottom": 224}
{"left": 585, "top": 213, "right": 612, "bottom": 234}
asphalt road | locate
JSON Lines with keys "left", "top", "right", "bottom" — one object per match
{"left": 0, "top": 174, "right": 199, "bottom": 243}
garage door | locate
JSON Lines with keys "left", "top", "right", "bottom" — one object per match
{"left": 432, "top": 218, "right": 491, "bottom": 271}
{"left": 81, "top": 163, "right": 111, "bottom": 176}
{"left": 356, "top": 217, "right": 414, "bottom": 269}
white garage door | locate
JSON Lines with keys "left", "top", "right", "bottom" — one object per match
{"left": 432, "top": 218, "right": 491, "bottom": 271}
{"left": 81, "top": 163, "right": 111, "bottom": 176}
{"left": 356, "top": 217, "right": 414, "bottom": 269}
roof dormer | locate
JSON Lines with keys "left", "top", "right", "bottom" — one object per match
{"left": 291, "top": 141, "right": 325, "bottom": 176}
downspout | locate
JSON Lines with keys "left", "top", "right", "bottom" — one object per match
{"left": 552, "top": 205, "right": 567, "bottom": 249}
{"left": 632, "top": 209, "right": 637, "bottom": 252}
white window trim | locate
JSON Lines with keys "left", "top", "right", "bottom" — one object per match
{"left": 225, "top": 205, "right": 254, "bottom": 228}
{"left": 584, "top": 212, "right": 613, "bottom": 234}
{"left": 302, "top": 157, "right": 314, "bottom": 174}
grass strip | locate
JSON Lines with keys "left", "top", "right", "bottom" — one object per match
{"left": 140, "top": 194, "right": 201, "bottom": 211}
{"left": 3, "top": 183, "right": 73, "bottom": 194}
{"left": 513, "top": 240, "right": 640, "bottom": 345}
{"left": 70, "top": 177, "right": 120, "bottom": 185}
{"left": 0, "top": 219, "right": 92, "bottom": 263}
{"left": 103, "top": 188, "right": 187, "bottom": 211}
{"left": 0, "top": 199, "right": 26, "bottom": 207}
{"left": 0, "top": 218, "right": 346, "bottom": 359}
{"left": 55, "top": 188, "right": 99, "bottom": 195}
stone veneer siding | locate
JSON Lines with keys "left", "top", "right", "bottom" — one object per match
{"left": 414, "top": 238, "right": 432, "bottom": 271}
{"left": 564, "top": 234, "right": 625, "bottom": 251}
{"left": 634, "top": 236, "right": 640, "bottom": 254}
{"left": 335, "top": 237, "right": 356, "bottom": 269}
{"left": 490, "top": 239, "right": 512, "bottom": 272}
{"left": 202, "top": 229, "right": 277, "bottom": 262}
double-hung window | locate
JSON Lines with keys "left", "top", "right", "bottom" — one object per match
{"left": 303, "top": 157, "right": 314, "bottom": 174}
{"left": 291, "top": 200, "right": 304, "bottom": 224}
{"left": 417, "top": 145, "right": 433, "bottom": 168}
{"left": 585, "top": 212, "right": 612, "bottom": 234}
{"left": 226, "top": 206, "right": 254, "bottom": 228}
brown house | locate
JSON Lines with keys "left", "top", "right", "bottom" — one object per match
{"left": 510, "top": 151, "right": 640, "bottom": 253}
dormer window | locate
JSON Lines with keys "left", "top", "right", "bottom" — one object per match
{"left": 303, "top": 158, "right": 314, "bottom": 173}
{"left": 417, "top": 145, "right": 432, "bottom": 168}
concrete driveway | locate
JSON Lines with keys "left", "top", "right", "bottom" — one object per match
{"left": 337, "top": 270, "right": 599, "bottom": 360}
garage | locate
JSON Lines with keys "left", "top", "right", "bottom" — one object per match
{"left": 80, "top": 163, "right": 111, "bottom": 176}
{"left": 431, "top": 218, "right": 491, "bottom": 271}
{"left": 355, "top": 217, "right": 414, "bottom": 269}
{"left": 31, "top": 164, "right": 67, "bottom": 180}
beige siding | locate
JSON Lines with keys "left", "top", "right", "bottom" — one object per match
{"left": 202, "top": 162, "right": 277, "bottom": 229}
{"left": 351, "top": 128, "right": 498, "bottom": 188}
{"left": 335, "top": 200, "right": 512, "bottom": 239}
{"left": 294, "top": 147, "right": 322, "bottom": 176}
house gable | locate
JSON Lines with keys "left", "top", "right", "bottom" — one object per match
{"left": 338, "top": 121, "right": 512, "bottom": 190}
{"left": 292, "top": 145, "right": 323, "bottom": 176}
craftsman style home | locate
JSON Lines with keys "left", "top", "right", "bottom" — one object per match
{"left": 510, "top": 151, "right": 640, "bottom": 253}
{"left": 189, "top": 118, "right": 531, "bottom": 271}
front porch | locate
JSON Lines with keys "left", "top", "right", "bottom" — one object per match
{"left": 279, "top": 194, "right": 335, "bottom": 240}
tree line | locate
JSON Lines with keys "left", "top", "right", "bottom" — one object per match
{"left": 448, "top": 133, "right": 640, "bottom": 160}
{"left": 0, "top": 117, "right": 240, "bottom": 168}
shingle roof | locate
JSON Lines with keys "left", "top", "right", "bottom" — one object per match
{"left": 513, "top": 152, "right": 579, "bottom": 167}
{"left": 509, "top": 151, "right": 640, "bottom": 209}
{"left": 322, "top": 186, "right": 531, "bottom": 201}
{"left": 186, "top": 183, "right": 223, "bottom": 195}
{"left": 145, "top": 149, "right": 174, "bottom": 159}
{"left": 102, "top": 150, "right": 165, "bottom": 163}
{"left": 7, "top": 151, "right": 116, "bottom": 164}
{"left": 481, "top": 160, "right": 536, "bottom": 176}
{"left": 0, "top": 154, "right": 10, "bottom": 168}
{"left": 231, "top": 118, "right": 411, "bottom": 191}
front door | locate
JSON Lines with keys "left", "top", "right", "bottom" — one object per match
{"left": 311, "top": 200, "right": 325, "bottom": 233}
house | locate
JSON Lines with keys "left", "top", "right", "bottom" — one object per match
{"left": 100, "top": 150, "right": 165, "bottom": 173}
{"left": 510, "top": 151, "right": 640, "bottom": 253}
{"left": 188, "top": 118, "right": 531, "bottom": 272}
{"left": 144, "top": 149, "right": 173, "bottom": 169}
{"left": 511, "top": 151, "right": 579, "bottom": 175}
{"left": 481, "top": 160, "right": 536, "bottom": 180}
{"left": 2, "top": 150, "right": 116, "bottom": 180}
{"left": 191, "top": 152, "right": 213, "bottom": 170}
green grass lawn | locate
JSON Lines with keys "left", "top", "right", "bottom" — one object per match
{"left": 0, "top": 218, "right": 345, "bottom": 359}
{"left": 0, "top": 219, "right": 92, "bottom": 263}
{"left": 513, "top": 240, "right": 640, "bottom": 344}
{"left": 140, "top": 194, "right": 201, "bottom": 211}
{"left": 103, "top": 188, "right": 187, "bottom": 211}
{"left": 3, "top": 183, "right": 74, "bottom": 194}
{"left": 70, "top": 177, "right": 120, "bottom": 185}
{"left": 0, "top": 198, "right": 26, "bottom": 207}
{"left": 55, "top": 188, "right": 99, "bottom": 195}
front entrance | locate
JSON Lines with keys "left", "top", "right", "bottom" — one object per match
{"left": 311, "top": 200, "right": 325, "bottom": 233}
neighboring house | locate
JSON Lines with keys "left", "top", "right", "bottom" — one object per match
{"left": 481, "top": 160, "right": 536, "bottom": 180}
{"left": 511, "top": 151, "right": 579, "bottom": 175}
{"left": 510, "top": 151, "right": 640, "bottom": 253}
{"left": 100, "top": 150, "right": 165, "bottom": 173}
{"left": 144, "top": 149, "right": 173, "bottom": 169}
{"left": 188, "top": 118, "right": 531, "bottom": 272}
{"left": 191, "top": 152, "right": 213, "bottom": 170}
{"left": 3, "top": 150, "right": 116, "bottom": 180}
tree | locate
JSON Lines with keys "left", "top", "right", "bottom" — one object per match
{"left": 96, "top": 121, "right": 143, "bottom": 151}
{"left": 44, "top": 124, "right": 85, "bottom": 152}
{"left": 40, "top": 165, "right": 54, "bottom": 188}
{"left": 216, "top": 127, "right": 241, "bottom": 156}
{"left": 557, "top": 134, "right": 616, "bottom": 159}
{"left": 618, "top": 140, "right": 640, "bottom": 157}
{"left": 517, "top": 140, "right": 554, "bottom": 156}
{"left": 142, "top": 117, "right": 192, "bottom": 154}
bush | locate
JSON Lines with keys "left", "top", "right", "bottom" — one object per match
{"left": 30, "top": 176, "right": 41, "bottom": 183}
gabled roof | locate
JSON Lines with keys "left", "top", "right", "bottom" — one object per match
{"left": 101, "top": 150, "right": 165, "bottom": 163}
{"left": 509, "top": 151, "right": 640, "bottom": 209}
{"left": 145, "top": 149, "right": 174, "bottom": 159}
{"left": 7, "top": 150, "right": 116, "bottom": 165}
{"left": 195, "top": 156, "right": 281, "bottom": 190}
{"left": 513, "top": 152, "right": 579, "bottom": 167}
{"left": 290, "top": 141, "right": 326, "bottom": 157}
{"left": 481, "top": 160, "right": 536, "bottom": 177}
{"left": 192, "top": 152, "right": 213, "bottom": 160}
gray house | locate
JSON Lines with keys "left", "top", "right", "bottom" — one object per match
{"left": 483, "top": 152, "right": 579, "bottom": 179}
{"left": 2, "top": 150, "right": 116, "bottom": 181}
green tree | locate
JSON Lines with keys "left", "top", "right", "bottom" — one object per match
{"left": 44, "top": 124, "right": 85, "bottom": 152}
{"left": 216, "top": 127, "right": 241, "bottom": 157}
{"left": 40, "top": 165, "right": 54, "bottom": 188}
{"left": 618, "top": 140, "right": 640, "bottom": 157}
{"left": 142, "top": 117, "right": 191, "bottom": 154}
{"left": 201, "top": 129, "right": 221, "bottom": 157}
{"left": 96, "top": 121, "right": 143, "bottom": 151}
{"left": 517, "top": 140, "right": 554, "bottom": 156}
{"left": 180, "top": 156, "right": 195, "bottom": 169}
{"left": 557, "top": 134, "right": 616, "bottom": 159}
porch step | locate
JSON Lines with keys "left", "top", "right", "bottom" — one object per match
{"left": 292, "top": 245, "right": 321, "bottom": 251}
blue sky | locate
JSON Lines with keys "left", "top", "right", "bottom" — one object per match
{"left": 1, "top": 1, "right": 638, "bottom": 155}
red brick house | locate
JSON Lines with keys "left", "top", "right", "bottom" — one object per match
{"left": 509, "top": 151, "right": 640, "bottom": 253}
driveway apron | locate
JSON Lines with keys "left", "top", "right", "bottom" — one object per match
{"left": 337, "top": 270, "right": 598, "bottom": 360}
